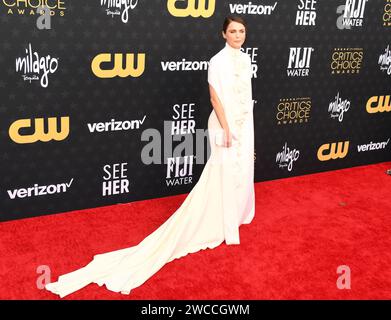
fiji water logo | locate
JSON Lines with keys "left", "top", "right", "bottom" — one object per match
{"left": 287, "top": 47, "right": 314, "bottom": 77}
{"left": 338, "top": 0, "right": 368, "bottom": 28}
{"left": 100, "top": 0, "right": 139, "bottom": 23}
{"left": 15, "top": 43, "right": 59, "bottom": 88}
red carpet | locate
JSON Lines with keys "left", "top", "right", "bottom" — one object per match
{"left": 1, "top": 162, "right": 390, "bottom": 300}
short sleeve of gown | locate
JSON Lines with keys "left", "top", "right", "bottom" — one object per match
{"left": 207, "top": 57, "right": 220, "bottom": 92}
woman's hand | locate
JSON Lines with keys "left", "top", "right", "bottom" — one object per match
{"left": 224, "top": 128, "right": 237, "bottom": 148}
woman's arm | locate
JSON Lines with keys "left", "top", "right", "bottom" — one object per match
{"left": 209, "top": 84, "right": 233, "bottom": 148}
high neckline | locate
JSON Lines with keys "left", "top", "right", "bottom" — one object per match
{"left": 225, "top": 42, "right": 241, "bottom": 56}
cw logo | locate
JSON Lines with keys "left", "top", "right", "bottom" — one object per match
{"left": 167, "top": 0, "right": 215, "bottom": 18}
{"left": 91, "top": 53, "right": 146, "bottom": 78}
{"left": 317, "top": 141, "right": 350, "bottom": 161}
{"left": 366, "top": 95, "right": 391, "bottom": 113}
{"left": 9, "top": 117, "right": 70, "bottom": 144}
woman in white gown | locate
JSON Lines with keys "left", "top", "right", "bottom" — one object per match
{"left": 45, "top": 16, "right": 255, "bottom": 298}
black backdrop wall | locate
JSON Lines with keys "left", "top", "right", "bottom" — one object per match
{"left": 0, "top": 0, "right": 390, "bottom": 222}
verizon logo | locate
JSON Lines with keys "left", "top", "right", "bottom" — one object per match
{"left": 87, "top": 116, "right": 146, "bottom": 132}
{"left": 7, "top": 178, "right": 74, "bottom": 199}
{"left": 161, "top": 59, "right": 209, "bottom": 71}
{"left": 357, "top": 139, "right": 390, "bottom": 152}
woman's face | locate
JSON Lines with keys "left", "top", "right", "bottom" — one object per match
{"left": 222, "top": 21, "right": 246, "bottom": 49}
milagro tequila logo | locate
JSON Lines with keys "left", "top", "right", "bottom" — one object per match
{"left": 15, "top": 43, "right": 59, "bottom": 88}
{"left": 100, "top": 0, "right": 139, "bottom": 23}
{"left": 276, "top": 142, "right": 300, "bottom": 172}
{"left": 379, "top": 45, "right": 391, "bottom": 75}
{"left": 328, "top": 92, "right": 351, "bottom": 122}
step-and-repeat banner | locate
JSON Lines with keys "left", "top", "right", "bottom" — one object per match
{"left": 0, "top": 0, "right": 390, "bottom": 221}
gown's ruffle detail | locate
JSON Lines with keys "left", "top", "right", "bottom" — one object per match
{"left": 228, "top": 46, "right": 253, "bottom": 191}
{"left": 45, "top": 42, "right": 255, "bottom": 298}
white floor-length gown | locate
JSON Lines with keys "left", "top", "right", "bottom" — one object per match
{"left": 45, "top": 42, "right": 255, "bottom": 298}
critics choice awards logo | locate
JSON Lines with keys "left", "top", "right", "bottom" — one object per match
{"left": 276, "top": 97, "right": 311, "bottom": 125}
{"left": 331, "top": 48, "right": 363, "bottom": 74}
{"left": 384, "top": 0, "right": 391, "bottom": 27}
{"left": 0, "top": 0, "right": 66, "bottom": 16}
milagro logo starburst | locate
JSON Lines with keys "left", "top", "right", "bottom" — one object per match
{"left": 100, "top": 0, "right": 139, "bottom": 23}
{"left": 328, "top": 92, "right": 351, "bottom": 122}
{"left": 15, "top": 43, "right": 59, "bottom": 88}
{"left": 276, "top": 142, "right": 300, "bottom": 172}
{"left": 378, "top": 45, "right": 391, "bottom": 75}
